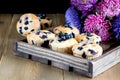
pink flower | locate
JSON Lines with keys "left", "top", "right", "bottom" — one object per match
{"left": 96, "top": 0, "right": 120, "bottom": 18}
{"left": 70, "top": 0, "right": 98, "bottom": 17}
{"left": 84, "top": 14, "right": 112, "bottom": 41}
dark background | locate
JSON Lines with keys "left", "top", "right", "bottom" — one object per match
{"left": 0, "top": 0, "right": 70, "bottom": 14}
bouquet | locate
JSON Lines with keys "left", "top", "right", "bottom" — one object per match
{"left": 65, "top": 0, "right": 120, "bottom": 41}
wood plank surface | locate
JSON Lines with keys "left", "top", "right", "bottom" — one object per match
{"left": 63, "top": 63, "right": 120, "bottom": 80}
{"left": 0, "top": 14, "right": 63, "bottom": 80}
{"left": 0, "top": 14, "right": 120, "bottom": 80}
{"left": 0, "top": 14, "right": 13, "bottom": 59}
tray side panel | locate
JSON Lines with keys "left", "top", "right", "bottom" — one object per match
{"left": 13, "top": 40, "right": 29, "bottom": 58}
{"left": 91, "top": 46, "right": 120, "bottom": 78}
{"left": 13, "top": 40, "right": 91, "bottom": 77}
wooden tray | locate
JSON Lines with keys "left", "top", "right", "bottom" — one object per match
{"left": 13, "top": 39, "right": 120, "bottom": 78}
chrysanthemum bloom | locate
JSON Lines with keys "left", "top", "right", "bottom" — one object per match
{"left": 112, "top": 13, "right": 120, "bottom": 40}
{"left": 70, "top": 0, "right": 98, "bottom": 17}
{"left": 84, "top": 14, "right": 112, "bottom": 41}
{"left": 65, "top": 7, "right": 82, "bottom": 31}
{"left": 96, "top": 0, "right": 120, "bottom": 18}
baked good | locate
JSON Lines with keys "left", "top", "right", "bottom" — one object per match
{"left": 40, "top": 17, "right": 52, "bottom": 30}
{"left": 72, "top": 42, "right": 103, "bottom": 60}
{"left": 75, "top": 32, "right": 101, "bottom": 44}
{"left": 53, "top": 24, "right": 80, "bottom": 37}
{"left": 27, "top": 30, "right": 55, "bottom": 47}
{"left": 16, "top": 13, "right": 41, "bottom": 37}
{"left": 49, "top": 37, "right": 78, "bottom": 54}
{"left": 38, "top": 13, "right": 52, "bottom": 30}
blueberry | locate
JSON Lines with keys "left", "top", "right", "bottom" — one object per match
{"left": 86, "top": 32, "right": 92, "bottom": 37}
{"left": 64, "top": 23, "right": 70, "bottom": 27}
{"left": 44, "top": 32, "right": 51, "bottom": 34}
{"left": 50, "top": 40, "right": 54, "bottom": 43}
{"left": 59, "top": 33, "right": 74, "bottom": 40}
{"left": 69, "top": 26, "right": 73, "bottom": 30}
{"left": 44, "top": 23, "right": 49, "bottom": 28}
{"left": 40, "top": 35, "right": 47, "bottom": 39}
{"left": 31, "top": 29, "right": 34, "bottom": 32}
{"left": 88, "top": 49, "right": 96, "bottom": 55}
{"left": 67, "top": 33, "right": 73, "bottom": 38}
{"left": 96, "top": 37, "right": 99, "bottom": 39}
{"left": 24, "top": 21, "right": 29, "bottom": 25}
{"left": 25, "top": 17, "right": 28, "bottom": 20}
{"left": 36, "top": 31, "right": 40, "bottom": 35}
{"left": 96, "top": 42, "right": 99, "bottom": 44}
{"left": 71, "top": 33, "right": 75, "bottom": 38}
{"left": 61, "top": 36, "right": 66, "bottom": 40}
{"left": 43, "top": 32, "right": 47, "bottom": 34}
{"left": 65, "top": 35, "right": 69, "bottom": 39}
{"left": 82, "top": 52, "right": 87, "bottom": 58}
{"left": 19, "top": 27, "right": 22, "bottom": 30}
{"left": 19, "top": 19, "right": 22, "bottom": 23}
{"left": 82, "top": 44, "right": 86, "bottom": 46}
{"left": 64, "top": 33, "right": 67, "bottom": 35}
{"left": 78, "top": 47, "right": 83, "bottom": 50}
{"left": 58, "top": 34, "right": 61, "bottom": 38}
{"left": 81, "top": 39, "right": 83, "bottom": 41}
{"left": 58, "top": 39, "right": 64, "bottom": 42}
{"left": 38, "top": 13, "right": 46, "bottom": 19}
{"left": 90, "top": 43, "right": 93, "bottom": 44}
{"left": 30, "top": 21, "right": 33, "bottom": 23}
{"left": 58, "top": 32, "right": 73, "bottom": 40}
{"left": 64, "top": 23, "right": 73, "bottom": 29}
{"left": 19, "top": 30, "right": 23, "bottom": 34}
{"left": 58, "top": 32, "right": 63, "bottom": 38}
{"left": 24, "top": 27, "right": 28, "bottom": 30}
{"left": 86, "top": 37, "right": 90, "bottom": 40}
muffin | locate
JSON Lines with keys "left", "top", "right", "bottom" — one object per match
{"left": 27, "top": 30, "right": 55, "bottom": 47}
{"left": 16, "top": 13, "right": 41, "bottom": 37}
{"left": 72, "top": 42, "right": 103, "bottom": 60}
{"left": 53, "top": 24, "right": 80, "bottom": 37}
{"left": 40, "top": 17, "right": 52, "bottom": 30}
{"left": 38, "top": 13, "right": 52, "bottom": 30}
{"left": 49, "top": 37, "right": 78, "bottom": 54}
{"left": 75, "top": 32, "right": 101, "bottom": 44}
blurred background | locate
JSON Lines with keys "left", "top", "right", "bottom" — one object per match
{"left": 0, "top": 0, "right": 70, "bottom": 13}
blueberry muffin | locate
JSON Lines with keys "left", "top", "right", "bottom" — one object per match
{"left": 75, "top": 32, "right": 101, "bottom": 44}
{"left": 38, "top": 13, "right": 52, "bottom": 30}
{"left": 16, "top": 13, "right": 41, "bottom": 37}
{"left": 72, "top": 43, "right": 103, "bottom": 60}
{"left": 27, "top": 30, "right": 55, "bottom": 47}
{"left": 53, "top": 24, "right": 80, "bottom": 37}
{"left": 49, "top": 37, "right": 78, "bottom": 54}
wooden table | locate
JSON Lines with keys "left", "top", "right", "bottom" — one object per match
{"left": 0, "top": 14, "right": 120, "bottom": 80}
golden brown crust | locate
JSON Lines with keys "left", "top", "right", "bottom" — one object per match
{"left": 75, "top": 33, "right": 101, "bottom": 44}
{"left": 40, "top": 17, "right": 52, "bottom": 30}
{"left": 53, "top": 25, "right": 80, "bottom": 36}
{"left": 27, "top": 30, "right": 55, "bottom": 47}
{"left": 49, "top": 37, "right": 78, "bottom": 54}
{"left": 72, "top": 43, "right": 103, "bottom": 60}
{"left": 16, "top": 13, "right": 40, "bottom": 37}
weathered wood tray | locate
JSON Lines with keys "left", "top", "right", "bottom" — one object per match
{"left": 13, "top": 39, "right": 120, "bottom": 78}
